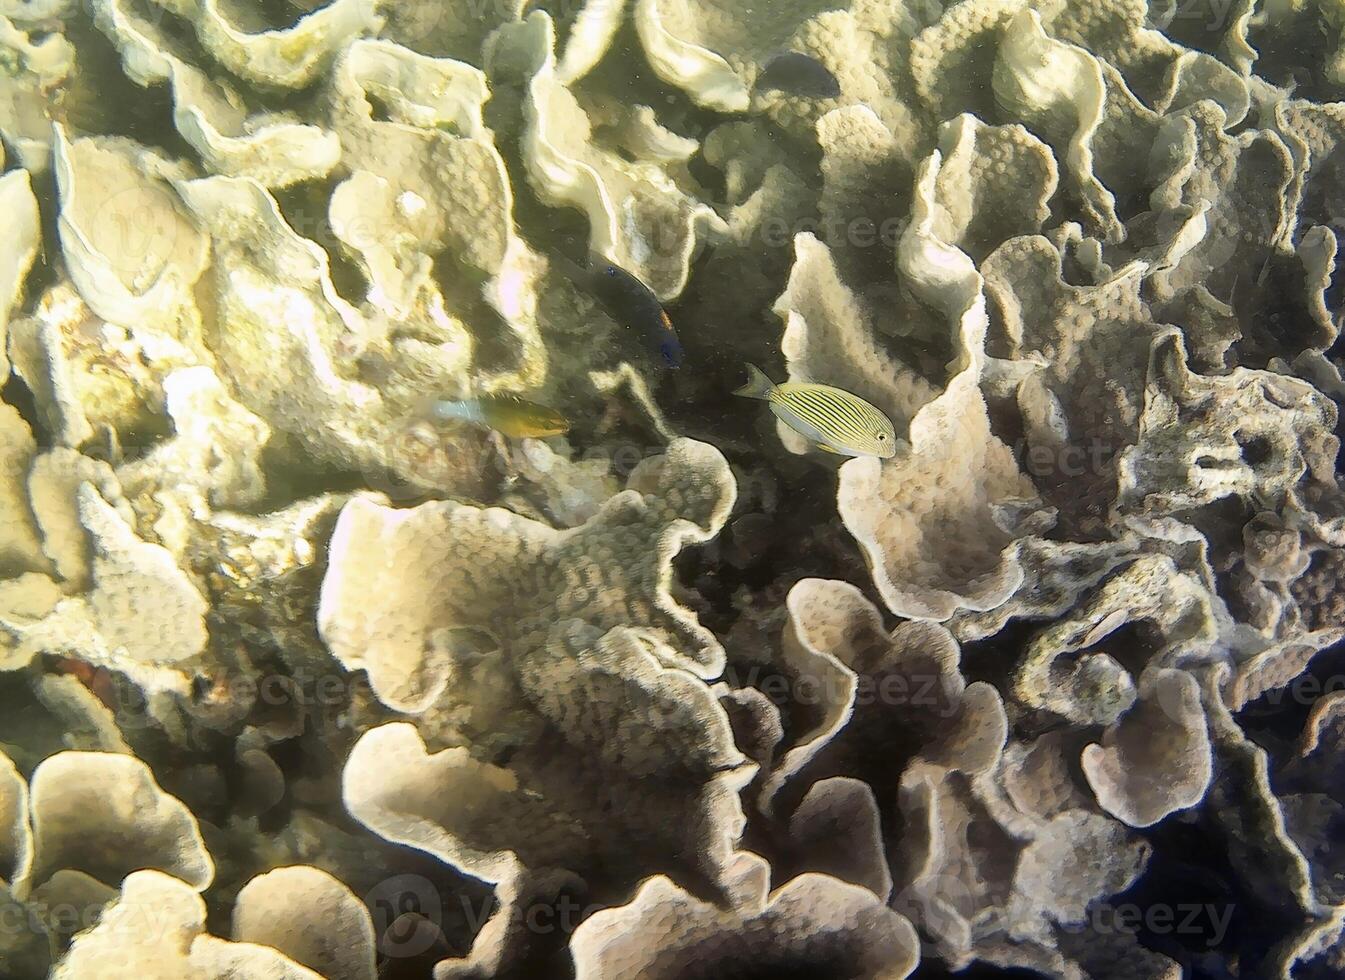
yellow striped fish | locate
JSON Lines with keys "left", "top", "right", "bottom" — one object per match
{"left": 734, "top": 363, "right": 897, "bottom": 459}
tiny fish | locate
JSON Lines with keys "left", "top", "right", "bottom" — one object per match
{"left": 50, "top": 656, "right": 117, "bottom": 710}
{"left": 755, "top": 52, "right": 842, "bottom": 99}
{"left": 734, "top": 363, "right": 896, "bottom": 458}
{"left": 427, "top": 395, "right": 569, "bottom": 439}
{"left": 558, "top": 254, "right": 683, "bottom": 368}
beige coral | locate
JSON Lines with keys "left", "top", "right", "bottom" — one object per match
{"left": 815, "top": 104, "right": 918, "bottom": 285}
{"left": 1081, "top": 667, "right": 1214, "bottom": 827}
{"left": 52, "top": 126, "right": 209, "bottom": 331}
{"left": 1014, "top": 555, "right": 1216, "bottom": 724}
{"left": 0, "top": 746, "right": 213, "bottom": 967}
{"left": 232, "top": 866, "right": 377, "bottom": 980}
{"left": 7, "top": 287, "right": 96, "bottom": 448}
{"left": 319, "top": 436, "right": 736, "bottom": 709}
{"left": 839, "top": 378, "right": 1041, "bottom": 621}
{"left": 570, "top": 851, "right": 921, "bottom": 980}
{"left": 0, "top": 15, "right": 71, "bottom": 171}
{"left": 330, "top": 440, "right": 754, "bottom": 905}
{"left": 931, "top": 114, "right": 1058, "bottom": 262}
{"left": 27, "top": 448, "right": 126, "bottom": 590}
{"left": 910, "top": 0, "right": 1028, "bottom": 121}
{"left": 0, "top": 404, "right": 46, "bottom": 576}
{"left": 493, "top": 12, "right": 724, "bottom": 299}
{"left": 994, "top": 9, "right": 1118, "bottom": 240}
{"left": 775, "top": 150, "right": 1049, "bottom": 622}
{"left": 787, "top": 776, "right": 892, "bottom": 901}
{"left": 0, "top": 751, "right": 29, "bottom": 889}
{"left": 173, "top": 173, "right": 497, "bottom": 497}
{"left": 2, "top": 0, "right": 1342, "bottom": 976}
{"left": 1148, "top": 101, "right": 1297, "bottom": 314}
{"left": 0, "top": 167, "right": 40, "bottom": 382}
{"left": 1199, "top": 663, "right": 1340, "bottom": 975}
{"left": 1118, "top": 333, "right": 1337, "bottom": 515}
{"left": 892, "top": 754, "right": 1151, "bottom": 975}
{"left": 1, "top": 477, "right": 210, "bottom": 708}
{"left": 8, "top": 280, "right": 205, "bottom": 448}
{"left": 23, "top": 750, "right": 213, "bottom": 896}
{"left": 762, "top": 578, "right": 1007, "bottom": 817}
{"left": 158, "top": 0, "right": 383, "bottom": 90}
{"left": 633, "top": 0, "right": 841, "bottom": 112}
{"left": 774, "top": 231, "right": 937, "bottom": 449}
{"left": 1004, "top": 808, "right": 1150, "bottom": 945}
{"left": 982, "top": 234, "right": 1162, "bottom": 536}
{"left": 1038, "top": 0, "right": 1248, "bottom": 119}
{"left": 115, "top": 366, "right": 271, "bottom": 516}
{"left": 52, "top": 870, "right": 323, "bottom": 979}
{"left": 90, "top": 0, "right": 341, "bottom": 187}
{"left": 326, "top": 37, "right": 534, "bottom": 310}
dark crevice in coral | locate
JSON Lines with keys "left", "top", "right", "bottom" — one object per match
{"left": 249, "top": 0, "right": 313, "bottom": 32}
{"left": 364, "top": 89, "right": 395, "bottom": 124}
{"left": 248, "top": 436, "right": 372, "bottom": 510}
{"left": 912, "top": 966, "right": 1053, "bottom": 979}
{"left": 1, "top": 374, "right": 46, "bottom": 448}
{"left": 675, "top": 471, "right": 866, "bottom": 637}
{"left": 962, "top": 620, "right": 1037, "bottom": 693}
{"left": 14, "top": 159, "right": 60, "bottom": 310}
{"left": 54, "top": 18, "right": 190, "bottom": 157}
{"left": 271, "top": 176, "right": 373, "bottom": 307}
{"left": 1115, "top": 813, "right": 1256, "bottom": 977}
{"left": 1240, "top": 639, "right": 1345, "bottom": 755}
{"left": 1249, "top": 8, "right": 1342, "bottom": 101}
{"left": 429, "top": 251, "right": 522, "bottom": 377}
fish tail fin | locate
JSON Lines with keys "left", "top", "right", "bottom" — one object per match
{"left": 734, "top": 362, "right": 776, "bottom": 400}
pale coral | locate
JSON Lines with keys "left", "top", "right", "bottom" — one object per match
{"left": 570, "top": 852, "right": 920, "bottom": 980}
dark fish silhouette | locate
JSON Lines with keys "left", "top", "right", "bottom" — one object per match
{"left": 557, "top": 255, "right": 683, "bottom": 368}
{"left": 755, "top": 52, "right": 842, "bottom": 99}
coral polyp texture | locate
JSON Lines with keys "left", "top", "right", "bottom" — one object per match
{"left": 5, "top": 0, "right": 1345, "bottom": 976}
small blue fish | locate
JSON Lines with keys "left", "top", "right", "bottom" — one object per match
{"left": 556, "top": 255, "right": 683, "bottom": 368}
{"left": 755, "top": 52, "right": 842, "bottom": 99}
{"left": 734, "top": 363, "right": 896, "bottom": 458}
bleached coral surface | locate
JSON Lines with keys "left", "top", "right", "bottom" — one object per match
{"left": 3, "top": 0, "right": 1345, "bottom": 977}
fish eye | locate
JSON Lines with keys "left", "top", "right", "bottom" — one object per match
{"left": 877, "top": 433, "right": 887, "bottom": 440}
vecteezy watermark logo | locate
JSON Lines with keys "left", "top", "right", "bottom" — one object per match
{"left": 891, "top": 875, "right": 1236, "bottom": 950}
{"left": 1147, "top": 0, "right": 1257, "bottom": 33}
{"left": 757, "top": 214, "right": 908, "bottom": 251}
{"left": 0, "top": 896, "right": 106, "bottom": 941}
{"left": 1056, "top": 901, "right": 1236, "bottom": 947}
{"left": 723, "top": 663, "right": 964, "bottom": 717}
{"left": 77, "top": 184, "right": 186, "bottom": 282}
{"left": 1243, "top": 671, "right": 1345, "bottom": 712}
{"left": 365, "top": 874, "right": 445, "bottom": 959}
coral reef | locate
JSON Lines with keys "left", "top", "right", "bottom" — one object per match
{"left": 3, "top": 0, "right": 1345, "bottom": 977}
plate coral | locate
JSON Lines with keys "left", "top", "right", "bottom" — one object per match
{"left": 3, "top": 0, "right": 1345, "bottom": 977}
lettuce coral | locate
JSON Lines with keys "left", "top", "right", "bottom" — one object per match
{"left": 2, "top": 0, "right": 1345, "bottom": 976}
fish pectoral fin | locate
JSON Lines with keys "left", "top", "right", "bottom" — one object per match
{"left": 814, "top": 442, "right": 845, "bottom": 455}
